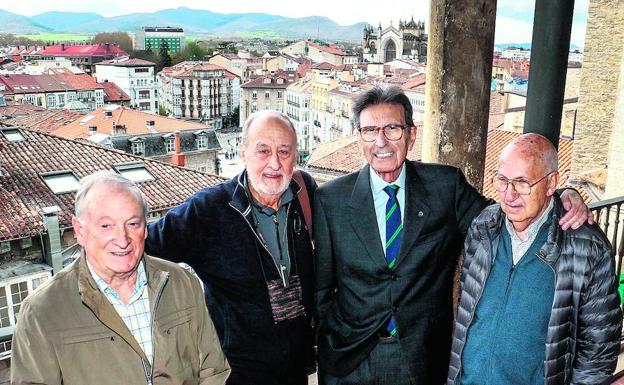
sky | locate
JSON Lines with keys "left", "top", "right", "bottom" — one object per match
{"left": 2, "top": 0, "right": 590, "bottom": 47}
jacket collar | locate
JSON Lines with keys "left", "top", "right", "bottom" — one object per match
{"left": 229, "top": 170, "right": 302, "bottom": 215}
{"left": 478, "top": 195, "right": 565, "bottom": 266}
{"left": 347, "top": 161, "right": 431, "bottom": 268}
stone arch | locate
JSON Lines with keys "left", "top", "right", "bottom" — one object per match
{"left": 384, "top": 39, "right": 398, "bottom": 63}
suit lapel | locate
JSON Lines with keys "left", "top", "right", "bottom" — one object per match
{"left": 396, "top": 161, "right": 430, "bottom": 266}
{"left": 348, "top": 165, "right": 387, "bottom": 268}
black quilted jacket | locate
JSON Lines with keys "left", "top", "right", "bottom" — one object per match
{"left": 447, "top": 197, "right": 622, "bottom": 385}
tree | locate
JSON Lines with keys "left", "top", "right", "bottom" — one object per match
{"left": 223, "top": 107, "right": 240, "bottom": 128}
{"left": 92, "top": 32, "right": 133, "bottom": 52}
{"left": 158, "top": 41, "right": 172, "bottom": 69}
{"left": 186, "top": 41, "right": 208, "bottom": 61}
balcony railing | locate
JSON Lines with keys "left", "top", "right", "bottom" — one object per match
{"left": 287, "top": 100, "right": 301, "bottom": 107}
{"left": 589, "top": 196, "right": 624, "bottom": 281}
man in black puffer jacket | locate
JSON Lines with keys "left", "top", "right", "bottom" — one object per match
{"left": 448, "top": 133, "right": 622, "bottom": 385}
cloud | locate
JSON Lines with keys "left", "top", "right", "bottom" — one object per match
{"left": 494, "top": 17, "right": 534, "bottom": 44}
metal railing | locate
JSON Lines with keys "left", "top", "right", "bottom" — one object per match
{"left": 589, "top": 196, "right": 624, "bottom": 278}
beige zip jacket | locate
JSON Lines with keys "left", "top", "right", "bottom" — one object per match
{"left": 11, "top": 254, "right": 230, "bottom": 385}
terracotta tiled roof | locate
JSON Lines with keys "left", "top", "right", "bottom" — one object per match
{"left": 312, "top": 62, "right": 335, "bottom": 70}
{"left": 309, "top": 42, "right": 347, "bottom": 56}
{"left": 38, "top": 44, "right": 128, "bottom": 58}
{"left": 306, "top": 128, "right": 423, "bottom": 174}
{"left": 53, "top": 106, "right": 209, "bottom": 139}
{"left": 401, "top": 74, "right": 426, "bottom": 90}
{"left": 0, "top": 108, "right": 82, "bottom": 133}
{"left": 482, "top": 129, "right": 575, "bottom": 200}
{"left": 100, "top": 81, "right": 130, "bottom": 102}
{"left": 0, "top": 127, "right": 224, "bottom": 241}
{"left": 0, "top": 72, "right": 103, "bottom": 94}
{"left": 53, "top": 72, "right": 104, "bottom": 91}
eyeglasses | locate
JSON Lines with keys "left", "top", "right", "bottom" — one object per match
{"left": 358, "top": 124, "right": 407, "bottom": 142}
{"left": 491, "top": 171, "right": 554, "bottom": 195}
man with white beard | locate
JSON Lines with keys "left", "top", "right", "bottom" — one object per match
{"left": 146, "top": 111, "right": 316, "bottom": 385}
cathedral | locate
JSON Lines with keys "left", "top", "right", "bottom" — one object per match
{"left": 362, "top": 17, "right": 428, "bottom": 63}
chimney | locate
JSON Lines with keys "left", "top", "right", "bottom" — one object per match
{"left": 42, "top": 206, "right": 63, "bottom": 274}
{"left": 104, "top": 110, "right": 113, "bottom": 118}
{"left": 171, "top": 131, "right": 185, "bottom": 166}
{"left": 146, "top": 120, "right": 156, "bottom": 132}
{"left": 112, "top": 124, "right": 127, "bottom": 135}
{"left": 88, "top": 125, "right": 97, "bottom": 133}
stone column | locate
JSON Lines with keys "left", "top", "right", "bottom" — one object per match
{"left": 571, "top": 0, "right": 624, "bottom": 181}
{"left": 424, "top": 0, "right": 497, "bottom": 190}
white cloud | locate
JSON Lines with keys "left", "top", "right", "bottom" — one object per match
{"left": 494, "top": 17, "right": 534, "bottom": 44}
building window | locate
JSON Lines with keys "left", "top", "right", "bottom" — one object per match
{"left": 139, "top": 102, "right": 151, "bottom": 111}
{"left": 113, "top": 162, "right": 155, "bottom": 183}
{"left": 138, "top": 90, "right": 150, "bottom": 99}
{"left": 0, "top": 272, "right": 51, "bottom": 330}
{"left": 277, "top": 91, "right": 283, "bottom": 99}
{"left": 265, "top": 91, "right": 270, "bottom": 99}
{"left": 165, "top": 138, "right": 175, "bottom": 153}
{"left": 134, "top": 68, "right": 149, "bottom": 73}
{"left": 41, "top": 171, "right": 80, "bottom": 194}
{"left": 0, "top": 287, "right": 10, "bottom": 328}
{"left": 252, "top": 91, "right": 257, "bottom": 99}
{"left": 197, "top": 134, "right": 207, "bottom": 149}
{"left": 131, "top": 141, "right": 145, "bottom": 155}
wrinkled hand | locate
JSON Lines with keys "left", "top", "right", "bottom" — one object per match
{"left": 559, "top": 189, "right": 595, "bottom": 230}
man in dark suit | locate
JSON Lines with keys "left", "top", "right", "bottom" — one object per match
{"left": 313, "top": 85, "right": 591, "bottom": 385}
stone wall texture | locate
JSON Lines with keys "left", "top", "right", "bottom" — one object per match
{"left": 571, "top": 0, "right": 624, "bottom": 187}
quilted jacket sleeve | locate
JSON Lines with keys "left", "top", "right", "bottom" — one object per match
{"left": 571, "top": 239, "right": 622, "bottom": 385}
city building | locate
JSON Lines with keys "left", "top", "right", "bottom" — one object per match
{"left": 100, "top": 81, "right": 131, "bottom": 107}
{"left": 0, "top": 71, "right": 105, "bottom": 111}
{"left": 362, "top": 18, "right": 428, "bottom": 63}
{"left": 402, "top": 74, "right": 427, "bottom": 123}
{"left": 309, "top": 63, "right": 339, "bottom": 147}
{"left": 158, "top": 61, "right": 240, "bottom": 128}
{"left": 52, "top": 105, "right": 221, "bottom": 174}
{"left": 35, "top": 44, "right": 128, "bottom": 74}
{"left": 95, "top": 58, "right": 158, "bottom": 113}
{"left": 280, "top": 40, "right": 358, "bottom": 66}
{"left": 285, "top": 79, "right": 312, "bottom": 158}
{"left": 0, "top": 125, "right": 224, "bottom": 370}
{"left": 500, "top": 47, "right": 532, "bottom": 61}
{"left": 239, "top": 72, "right": 298, "bottom": 126}
{"left": 135, "top": 27, "right": 186, "bottom": 53}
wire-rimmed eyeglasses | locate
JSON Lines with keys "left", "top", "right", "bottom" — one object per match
{"left": 491, "top": 171, "right": 554, "bottom": 195}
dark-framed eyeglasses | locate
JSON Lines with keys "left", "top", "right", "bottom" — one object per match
{"left": 358, "top": 124, "right": 407, "bottom": 142}
{"left": 491, "top": 171, "right": 554, "bottom": 195}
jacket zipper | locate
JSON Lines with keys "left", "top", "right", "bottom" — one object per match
{"left": 144, "top": 272, "right": 170, "bottom": 385}
{"left": 229, "top": 201, "right": 289, "bottom": 280}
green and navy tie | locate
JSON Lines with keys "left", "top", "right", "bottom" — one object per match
{"left": 384, "top": 184, "right": 402, "bottom": 336}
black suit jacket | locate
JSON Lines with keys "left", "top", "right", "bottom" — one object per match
{"left": 314, "top": 161, "right": 488, "bottom": 383}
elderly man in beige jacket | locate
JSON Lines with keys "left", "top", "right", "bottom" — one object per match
{"left": 11, "top": 171, "right": 230, "bottom": 385}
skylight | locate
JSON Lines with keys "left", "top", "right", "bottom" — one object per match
{"left": 113, "top": 162, "right": 155, "bottom": 183}
{"left": 1, "top": 128, "right": 25, "bottom": 142}
{"left": 41, "top": 171, "right": 80, "bottom": 194}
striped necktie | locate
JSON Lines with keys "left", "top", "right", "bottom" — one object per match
{"left": 384, "top": 184, "right": 402, "bottom": 336}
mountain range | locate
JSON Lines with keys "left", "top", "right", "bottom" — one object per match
{"left": 0, "top": 7, "right": 367, "bottom": 42}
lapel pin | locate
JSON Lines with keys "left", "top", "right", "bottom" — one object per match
{"left": 418, "top": 211, "right": 424, "bottom": 217}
